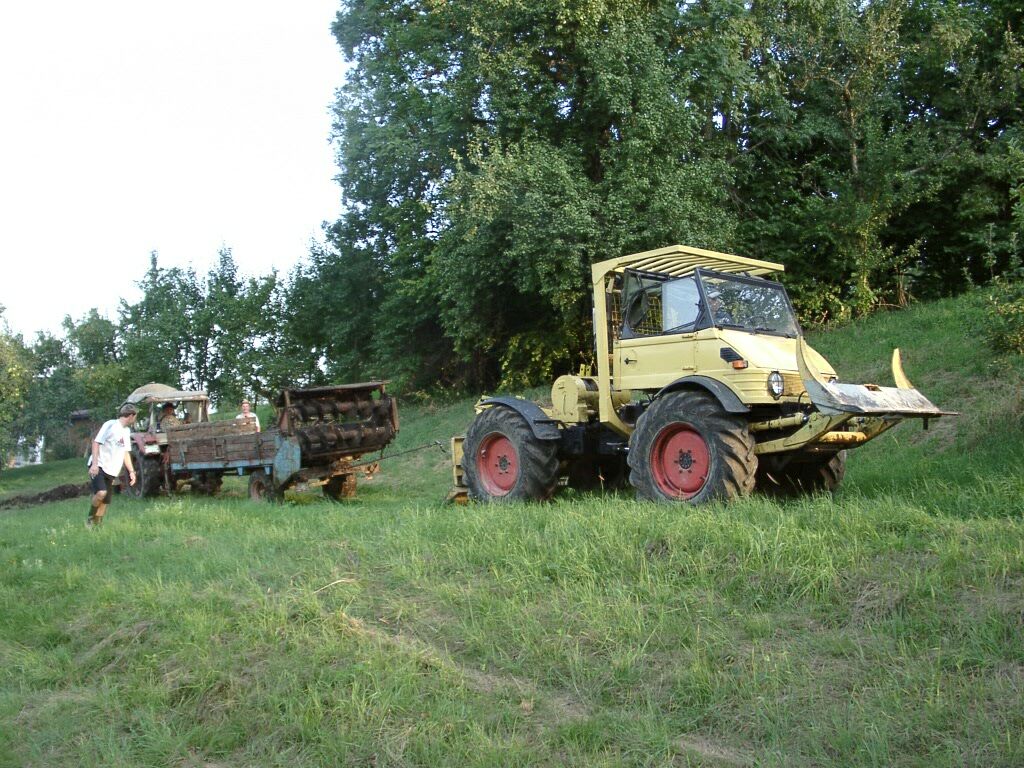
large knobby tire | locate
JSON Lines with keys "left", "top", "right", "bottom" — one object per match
{"left": 628, "top": 390, "right": 757, "bottom": 503}
{"left": 757, "top": 451, "right": 847, "bottom": 497}
{"left": 121, "top": 449, "right": 163, "bottom": 498}
{"left": 462, "top": 406, "right": 560, "bottom": 502}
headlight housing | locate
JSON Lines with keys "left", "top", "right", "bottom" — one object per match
{"left": 767, "top": 371, "right": 784, "bottom": 399}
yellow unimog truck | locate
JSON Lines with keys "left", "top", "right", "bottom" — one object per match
{"left": 453, "top": 245, "right": 949, "bottom": 503}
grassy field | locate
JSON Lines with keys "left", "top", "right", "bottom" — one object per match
{"left": 1, "top": 291, "right": 1022, "bottom": 767}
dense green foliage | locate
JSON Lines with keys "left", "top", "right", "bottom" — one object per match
{"left": 3, "top": 293, "right": 1023, "bottom": 766}
{"left": 120, "top": 250, "right": 289, "bottom": 401}
{"left": 984, "top": 268, "right": 1024, "bottom": 352}
{"left": 0, "top": 309, "right": 32, "bottom": 465}
{"left": 288, "top": 0, "right": 1024, "bottom": 388}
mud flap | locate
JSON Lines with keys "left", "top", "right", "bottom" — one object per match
{"left": 797, "top": 340, "right": 952, "bottom": 419}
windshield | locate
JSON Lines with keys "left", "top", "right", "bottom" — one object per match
{"left": 699, "top": 272, "right": 799, "bottom": 337}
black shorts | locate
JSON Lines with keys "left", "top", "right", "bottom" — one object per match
{"left": 89, "top": 471, "right": 117, "bottom": 501}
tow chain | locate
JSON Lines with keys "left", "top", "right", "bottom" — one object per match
{"left": 347, "top": 440, "right": 447, "bottom": 470}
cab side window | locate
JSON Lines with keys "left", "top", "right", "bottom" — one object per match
{"left": 624, "top": 287, "right": 663, "bottom": 336}
{"left": 622, "top": 272, "right": 664, "bottom": 338}
{"left": 662, "top": 277, "right": 699, "bottom": 332}
{"left": 622, "top": 274, "right": 700, "bottom": 338}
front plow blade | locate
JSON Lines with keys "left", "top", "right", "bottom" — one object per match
{"left": 797, "top": 341, "right": 952, "bottom": 418}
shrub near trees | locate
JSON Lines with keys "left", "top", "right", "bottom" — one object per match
{"left": 310, "top": 0, "right": 1022, "bottom": 390}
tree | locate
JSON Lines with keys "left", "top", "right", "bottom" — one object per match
{"left": 0, "top": 307, "right": 32, "bottom": 468}
{"left": 15, "top": 312, "right": 130, "bottom": 461}
{"left": 203, "top": 248, "right": 287, "bottom": 403}
{"left": 325, "top": 0, "right": 736, "bottom": 389}
{"left": 119, "top": 252, "right": 209, "bottom": 391}
{"left": 118, "top": 249, "right": 294, "bottom": 407}
{"left": 728, "top": 0, "right": 1023, "bottom": 318}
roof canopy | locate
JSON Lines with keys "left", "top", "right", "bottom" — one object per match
{"left": 592, "top": 245, "right": 784, "bottom": 281}
{"left": 125, "top": 382, "right": 209, "bottom": 405}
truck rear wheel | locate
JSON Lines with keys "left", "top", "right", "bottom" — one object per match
{"left": 462, "top": 406, "right": 559, "bottom": 502}
{"left": 757, "top": 451, "right": 846, "bottom": 497}
{"left": 628, "top": 391, "right": 756, "bottom": 503}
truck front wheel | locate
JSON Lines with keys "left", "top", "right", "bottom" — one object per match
{"left": 628, "top": 391, "right": 756, "bottom": 503}
{"left": 462, "top": 406, "right": 559, "bottom": 502}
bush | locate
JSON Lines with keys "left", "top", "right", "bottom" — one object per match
{"left": 984, "top": 277, "right": 1024, "bottom": 353}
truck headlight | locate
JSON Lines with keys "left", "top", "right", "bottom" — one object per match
{"left": 767, "top": 371, "right": 784, "bottom": 399}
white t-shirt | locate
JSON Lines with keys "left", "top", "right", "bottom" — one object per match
{"left": 236, "top": 412, "right": 261, "bottom": 431}
{"left": 92, "top": 418, "right": 132, "bottom": 476}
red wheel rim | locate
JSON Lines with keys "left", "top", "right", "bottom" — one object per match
{"left": 650, "top": 424, "right": 710, "bottom": 499}
{"left": 476, "top": 432, "right": 519, "bottom": 497}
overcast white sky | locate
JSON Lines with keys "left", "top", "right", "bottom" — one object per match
{"left": 0, "top": 1, "right": 347, "bottom": 339}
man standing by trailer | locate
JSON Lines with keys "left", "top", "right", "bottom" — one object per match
{"left": 86, "top": 403, "right": 138, "bottom": 528}
{"left": 236, "top": 399, "right": 261, "bottom": 431}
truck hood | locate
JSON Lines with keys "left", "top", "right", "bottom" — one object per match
{"left": 718, "top": 330, "right": 836, "bottom": 378}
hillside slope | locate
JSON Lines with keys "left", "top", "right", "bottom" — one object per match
{"left": 1, "top": 291, "right": 1022, "bottom": 767}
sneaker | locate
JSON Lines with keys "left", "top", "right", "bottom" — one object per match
{"left": 85, "top": 518, "right": 95, "bottom": 529}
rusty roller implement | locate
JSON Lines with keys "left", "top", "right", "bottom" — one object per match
{"left": 276, "top": 383, "right": 399, "bottom": 462}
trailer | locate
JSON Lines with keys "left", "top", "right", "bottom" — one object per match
{"left": 119, "top": 382, "right": 398, "bottom": 501}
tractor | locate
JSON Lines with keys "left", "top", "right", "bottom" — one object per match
{"left": 452, "top": 245, "right": 950, "bottom": 503}
{"left": 119, "top": 383, "right": 220, "bottom": 497}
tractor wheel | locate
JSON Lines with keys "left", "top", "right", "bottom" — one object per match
{"left": 122, "top": 449, "right": 163, "bottom": 498}
{"left": 757, "top": 451, "right": 847, "bottom": 497}
{"left": 628, "top": 390, "right": 756, "bottom": 503}
{"left": 323, "top": 474, "right": 357, "bottom": 501}
{"left": 462, "top": 406, "right": 560, "bottom": 502}
{"left": 191, "top": 472, "right": 223, "bottom": 497}
{"left": 248, "top": 471, "right": 281, "bottom": 502}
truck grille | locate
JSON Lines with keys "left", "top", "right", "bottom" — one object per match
{"left": 782, "top": 373, "right": 805, "bottom": 397}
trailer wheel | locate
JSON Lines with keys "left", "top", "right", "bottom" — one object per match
{"left": 122, "top": 449, "right": 163, "bottom": 498}
{"left": 757, "top": 451, "right": 847, "bottom": 497}
{"left": 323, "top": 474, "right": 357, "bottom": 501}
{"left": 191, "top": 472, "right": 223, "bottom": 497}
{"left": 248, "top": 471, "right": 281, "bottom": 502}
{"left": 629, "top": 390, "right": 756, "bottom": 503}
{"left": 462, "top": 406, "right": 559, "bottom": 502}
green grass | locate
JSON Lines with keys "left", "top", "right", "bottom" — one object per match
{"left": 2, "top": 290, "right": 1023, "bottom": 767}
{"left": 0, "top": 458, "right": 85, "bottom": 502}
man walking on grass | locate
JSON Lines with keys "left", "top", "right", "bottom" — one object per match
{"left": 86, "top": 403, "right": 138, "bottom": 528}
